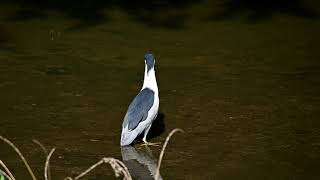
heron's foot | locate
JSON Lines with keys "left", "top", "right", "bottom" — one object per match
{"left": 141, "top": 140, "right": 161, "bottom": 146}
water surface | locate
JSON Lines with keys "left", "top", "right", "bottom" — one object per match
{"left": 0, "top": 1, "right": 320, "bottom": 179}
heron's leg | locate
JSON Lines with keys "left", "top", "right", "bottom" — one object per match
{"left": 142, "top": 124, "right": 152, "bottom": 143}
{"left": 141, "top": 124, "right": 161, "bottom": 146}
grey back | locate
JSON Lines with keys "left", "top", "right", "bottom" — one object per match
{"left": 123, "top": 88, "right": 155, "bottom": 130}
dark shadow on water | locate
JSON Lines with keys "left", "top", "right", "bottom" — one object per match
{"left": 207, "top": 0, "right": 319, "bottom": 23}
{"left": 148, "top": 112, "right": 165, "bottom": 140}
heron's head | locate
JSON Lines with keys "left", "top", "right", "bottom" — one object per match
{"left": 144, "top": 53, "right": 155, "bottom": 73}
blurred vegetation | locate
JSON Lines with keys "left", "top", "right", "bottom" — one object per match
{"left": 1, "top": 0, "right": 318, "bottom": 28}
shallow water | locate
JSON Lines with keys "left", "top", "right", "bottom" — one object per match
{"left": 0, "top": 1, "right": 320, "bottom": 179}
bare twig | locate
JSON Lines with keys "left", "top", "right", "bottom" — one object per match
{"left": 155, "top": 128, "right": 184, "bottom": 180}
{"left": 0, "top": 160, "right": 16, "bottom": 180}
{"left": 45, "top": 148, "right": 55, "bottom": 180}
{"left": 32, "top": 139, "right": 48, "bottom": 155}
{"left": 0, "top": 160, "right": 15, "bottom": 180}
{"left": 0, "top": 128, "right": 184, "bottom": 180}
{"left": 64, "top": 157, "right": 132, "bottom": 180}
{"left": 0, "top": 168, "right": 13, "bottom": 180}
{"left": 0, "top": 136, "right": 36, "bottom": 180}
{"left": 33, "top": 139, "right": 51, "bottom": 180}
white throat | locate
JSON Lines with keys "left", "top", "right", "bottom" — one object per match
{"left": 142, "top": 64, "right": 158, "bottom": 94}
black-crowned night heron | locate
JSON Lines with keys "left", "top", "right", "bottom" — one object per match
{"left": 121, "top": 53, "right": 159, "bottom": 146}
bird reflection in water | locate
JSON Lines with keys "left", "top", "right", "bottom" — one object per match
{"left": 121, "top": 146, "right": 163, "bottom": 180}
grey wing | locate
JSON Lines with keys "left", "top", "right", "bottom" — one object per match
{"left": 123, "top": 88, "right": 155, "bottom": 131}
